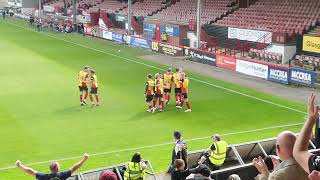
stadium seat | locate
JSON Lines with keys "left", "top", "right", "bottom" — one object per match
{"left": 214, "top": 0, "right": 320, "bottom": 34}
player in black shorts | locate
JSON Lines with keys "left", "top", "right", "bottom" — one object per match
{"left": 163, "top": 68, "right": 173, "bottom": 105}
{"left": 153, "top": 73, "right": 165, "bottom": 112}
{"left": 89, "top": 69, "right": 100, "bottom": 106}
{"left": 145, "top": 74, "right": 155, "bottom": 113}
{"left": 173, "top": 68, "right": 182, "bottom": 106}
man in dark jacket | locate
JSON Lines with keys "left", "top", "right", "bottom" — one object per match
{"left": 171, "top": 159, "right": 199, "bottom": 180}
{"left": 169, "top": 130, "right": 188, "bottom": 173}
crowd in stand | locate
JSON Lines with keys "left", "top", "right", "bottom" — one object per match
{"left": 28, "top": 16, "right": 85, "bottom": 34}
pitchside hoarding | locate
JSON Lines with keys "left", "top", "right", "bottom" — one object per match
{"left": 112, "top": 32, "right": 124, "bottom": 43}
{"left": 216, "top": 55, "right": 236, "bottom": 71}
{"left": 128, "top": 36, "right": 151, "bottom": 49}
{"left": 267, "top": 67, "right": 289, "bottom": 84}
{"left": 151, "top": 41, "right": 183, "bottom": 56}
{"left": 184, "top": 48, "right": 216, "bottom": 66}
{"left": 84, "top": 26, "right": 93, "bottom": 35}
{"left": 102, "top": 31, "right": 112, "bottom": 40}
{"left": 236, "top": 59, "right": 268, "bottom": 79}
{"left": 289, "top": 68, "right": 316, "bottom": 86}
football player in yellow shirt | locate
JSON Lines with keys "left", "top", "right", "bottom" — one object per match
{"left": 89, "top": 69, "right": 100, "bottom": 106}
{"left": 177, "top": 73, "right": 191, "bottom": 112}
{"left": 145, "top": 74, "right": 155, "bottom": 113}
{"left": 78, "top": 66, "right": 89, "bottom": 106}
{"left": 154, "top": 73, "right": 165, "bottom": 112}
{"left": 173, "top": 68, "right": 183, "bottom": 106}
{"left": 163, "top": 68, "right": 173, "bottom": 105}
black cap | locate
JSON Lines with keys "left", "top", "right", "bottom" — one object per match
{"left": 173, "top": 130, "right": 181, "bottom": 139}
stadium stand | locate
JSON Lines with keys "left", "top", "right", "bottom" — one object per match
{"left": 214, "top": 0, "right": 320, "bottom": 34}
{"left": 248, "top": 48, "right": 282, "bottom": 64}
{"left": 43, "top": 0, "right": 126, "bottom": 14}
{"left": 119, "top": 0, "right": 169, "bottom": 17}
{"left": 291, "top": 54, "right": 320, "bottom": 71}
{"left": 87, "top": 0, "right": 127, "bottom": 13}
{"left": 308, "top": 25, "right": 320, "bottom": 36}
{"left": 152, "top": 0, "right": 236, "bottom": 24}
{"left": 187, "top": 136, "right": 317, "bottom": 179}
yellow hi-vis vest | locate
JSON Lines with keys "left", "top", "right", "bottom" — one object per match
{"left": 124, "top": 162, "right": 146, "bottom": 180}
{"left": 209, "top": 141, "right": 227, "bottom": 165}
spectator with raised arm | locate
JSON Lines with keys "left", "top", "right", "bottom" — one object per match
{"left": 16, "top": 153, "right": 89, "bottom": 180}
{"left": 293, "top": 93, "right": 320, "bottom": 180}
{"left": 253, "top": 131, "right": 308, "bottom": 180}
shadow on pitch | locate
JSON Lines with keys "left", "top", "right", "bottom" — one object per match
{"left": 55, "top": 105, "right": 90, "bottom": 114}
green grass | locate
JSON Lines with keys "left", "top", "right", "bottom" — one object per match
{"left": 0, "top": 19, "right": 307, "bottom": 179}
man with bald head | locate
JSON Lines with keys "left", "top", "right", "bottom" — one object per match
{"left": 16, "top": 153, "right": 89, "bottom": 180}
{"left": 253, "top": 131, "right": 308, "bottom": 180}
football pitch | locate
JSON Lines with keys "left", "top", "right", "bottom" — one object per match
{"left": 0, "top": 19, "right": 307, "bottom": 179}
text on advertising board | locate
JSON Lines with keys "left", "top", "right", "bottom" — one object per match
{"left": 184, "top": 48, "right": 216, "bottom": 66}
{"left": 216, "top": 55, "right": 236, "bottom": 71}
{"left": 236, "top": 60, "right": 268, "bottom": 79}
{"left": 228, "top": 27, "right": 272, "bottom": 43}
{"left": 302, "top": 35, "right": 320, "bottom": 53}
{"left": 267, "top": 67, "right": 289, "bottom": 84}
{"left": 289, "top": 68, "right": 316, "bottom": 86}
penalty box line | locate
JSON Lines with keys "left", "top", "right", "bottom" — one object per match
{"left": 1, "top": 20, "right": 307, "bottom": 115}
{"left": 0, "top": 122, "right": 304, "bottom": 171}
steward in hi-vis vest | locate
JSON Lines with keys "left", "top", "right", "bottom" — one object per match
{"left": 198, "top": 134, "right": 228, "bottom": 171}
{"left": 124, "top": 153, "right": 147, "bottom": 180}
{"left": 209, "top": 140, "right": 227, "bottom": 166}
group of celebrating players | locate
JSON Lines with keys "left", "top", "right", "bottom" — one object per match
{"left": 78, "top": 66, "right": 100, "bottom": 106}
{"left": 77, "top": 65, "right": 191, "bottom": 112}
{"left": 145, "top": 67, "right": 192, "bottom": 113}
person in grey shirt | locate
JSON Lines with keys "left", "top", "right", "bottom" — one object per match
{"left": 253, "top": 131, "right": 308, "bottom": 180}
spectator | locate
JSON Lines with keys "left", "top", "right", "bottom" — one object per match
{"left": 253, "top": 131, "right": 308, "bottom": 180}
{"left": 81, "top": 23, "right": 85, "bottom": 36}
{"left": 228, "top": 174, "right": 241, "bottom": 180}
{"left": 193, "top": 164, "right": 212, "bottom": 180}
{"left": 2, "top": 10, "right": 5, "bottom": 19}
{"left": 293, "top": 93, "right": 320, "bottom": 180}
{"left": 171, "top": 159, "right": 199, "bottom": 180}
{"left": 198, "top": 134, "right": 227, "bottom": 171}
{"left": 16, "top": 153, "right": 89, "bottom": 180}
{"left": 123, "top": 152, "right": 147, "bottom": 180}
{"left": 100, "top": 170, "right": 118, "bottom": 180}
{"left": 169, "top": 130, "right": 188, "bottom": 173}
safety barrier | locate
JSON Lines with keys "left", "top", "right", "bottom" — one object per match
{"left": 186, "top": 137, "right": 317, "bottom": 180}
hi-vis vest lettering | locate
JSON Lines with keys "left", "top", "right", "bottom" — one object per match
{"left": 291, "top": 71, "right": 311, "bottom": 82}
{"left": 209, "top": 141, "right": 227, "bottom": 166}
{"left": 124, "top": 162, "right": 146, "bottom": 180}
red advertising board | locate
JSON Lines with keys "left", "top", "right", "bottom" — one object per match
{"left": 85, "top": 26, "right": 93, "bottom": 35}
{"left": 216, "top": 55, "right": 236, "bottom": 71}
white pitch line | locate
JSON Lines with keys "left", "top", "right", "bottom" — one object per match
{"left": 1, "top": 20, "right": 307, "bottom": 115}
{"left": 0, "top": 122, "right": 303, "bottom": 171}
